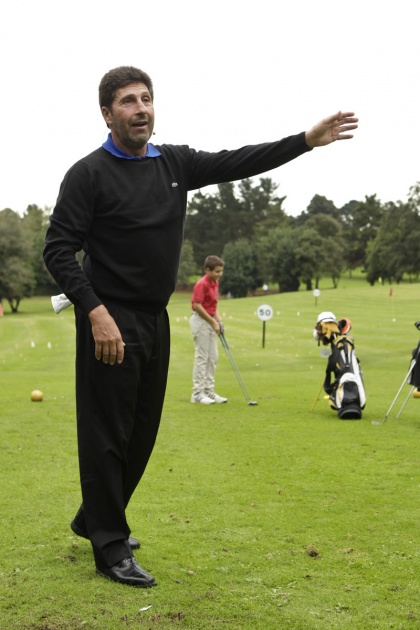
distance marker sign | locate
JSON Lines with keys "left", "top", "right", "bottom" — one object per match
{"left": 257, "top": 304, "right": 273, "bottom": 322}
{"left": 257, "top": 304, "right": 273, "bottom": 347}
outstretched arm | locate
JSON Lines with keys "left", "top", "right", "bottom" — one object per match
{"left": 305, "top": 111, "right": 358, "bottom": 148}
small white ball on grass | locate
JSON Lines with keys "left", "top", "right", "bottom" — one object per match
{"left": 31, "top": 390, "right": 43, "bottom": 402}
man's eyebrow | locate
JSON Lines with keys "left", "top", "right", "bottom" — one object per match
{"left": 118, "top": 89, "right": 151, "bottom": 101}
{"left": 118, "top": 93, "right": 136, "bottom": 101}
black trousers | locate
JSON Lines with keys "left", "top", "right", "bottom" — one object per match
{"left": 73, "top": 302, "right": 170, "bottom": 569}
{"left": 409, "top": 341, "right": 420, "bottom": 388}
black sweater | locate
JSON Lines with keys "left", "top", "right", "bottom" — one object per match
{"left": 44, "top": 134, "right": 311, "bottom": 314}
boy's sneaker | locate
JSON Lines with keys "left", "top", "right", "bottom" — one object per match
{"left": 207, "top": 392, "right": 228, "bottom": 404}
{"left": 190, "top": 394, "right": 215, "bottom": 405}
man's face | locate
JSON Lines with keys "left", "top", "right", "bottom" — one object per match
{"left": 206, "top": 266, "right": 224, "bottom": 282}
{"left": 101, "top": 82, "right": 155, "bottom": 157}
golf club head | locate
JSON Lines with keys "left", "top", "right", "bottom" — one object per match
{"left": 247, "top": 400, "right": 258, "bottom": 406}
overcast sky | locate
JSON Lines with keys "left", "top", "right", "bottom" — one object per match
{"left": 1, "top": 0, "right": 418, "bottom": 216}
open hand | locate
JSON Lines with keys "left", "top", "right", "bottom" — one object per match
{"left": 305, "top": 111, "right": 358, "bottom": 148}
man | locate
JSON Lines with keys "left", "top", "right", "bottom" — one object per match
{"left": 43, "top": 65, "right": 358, "bottom": 588}
{"left": 190, "top": 255, "right": 226, "bottom": 405}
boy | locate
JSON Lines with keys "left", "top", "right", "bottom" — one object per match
{"left": 190, "top": 256, "right": 227, "bottom": 405}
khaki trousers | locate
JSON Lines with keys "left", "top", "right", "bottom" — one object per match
{"left": 190, "top": 312, "right": 218, "bottom": 396}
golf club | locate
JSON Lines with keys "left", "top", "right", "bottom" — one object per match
{"left": 219, "top": 332, "right": 258, "bottom": 406}
{"left": 372, "top": 356, "right": 418, "bottom": 425}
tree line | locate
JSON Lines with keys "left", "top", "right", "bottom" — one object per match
{"left": 181, "top": 178, "right": 420, "bottom": 296}
{"left": 0, "top": 179, "right": 419, "bottom": 311}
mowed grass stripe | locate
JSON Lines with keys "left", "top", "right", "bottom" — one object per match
{"left": 1, "top": 281, "right": 420, "bottom": 629}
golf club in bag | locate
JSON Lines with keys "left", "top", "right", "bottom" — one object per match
{"left": 373, "top": 322, "right": 420, "bottom": 425}
{"left": 219, "top": 332, "right": 258, "bottom": 406}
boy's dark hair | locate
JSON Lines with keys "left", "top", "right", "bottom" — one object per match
{"left": 204, "top": 255, "right": 224, "bottom": 270}
{"left": 99, "top": 66, "right": 154, "bottom": 110}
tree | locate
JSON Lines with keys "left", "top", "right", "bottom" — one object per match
{"left": 256, "top": 227, "right": 301, "bottom": 293}
{"left": 340, "top": 195, "right": 384, "bottom": 272}
{"left": 365, "top": 201, "right": 420, "bottom": 285}
{"left": 237, "top": 178, "right": 288, "bottom": 236}
{"left": 300, "top": 214, "right": 346, "bottom": 288}
{"left": 185, "top": 189, "right": 227, "bottom": 267}
{"left": 320, "top": 236, "right": 345, "bottom": 288}
{"left": 177, "top": 239, "right": 196, "bottom": 288}
{"left": 0, "top": 208, "right": 36, "bottom": 311}
{"left": 0, "top": 256, "right": 35, "bottom": 312}
{"left": 295, "top": 194, "right": 340, "bottom": 225}
{"left": 220, "top": 239, "right": 262, "bottom": 298}
{"left": 21, "top": 204, "right": 56, "bottom": 293}
{"left": 294, "top": 227, "right": 328, "bottom": 290}
{"left": 185, "top": 177, "right": 288, "bottom": 267}
{"left": 292, "top": 197, "right": 347, "bottom": 287}
{"left": 305, "top": 212, "right": 344, "bottom": 238}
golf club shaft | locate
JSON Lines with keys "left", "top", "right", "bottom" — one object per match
{"left": 311, "top": 381, "right": 325, "bottom": 412}
{"left": 396, "top": 385, "right": 415, "bottom": 419}
{"left": 382, "top": 359, "right": 416, "bottom": 423}
{"left": 219, "top": 333, "right": 252, "bottom": 403}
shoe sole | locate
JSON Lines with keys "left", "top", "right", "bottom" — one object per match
{"left": 96, "top": 568, "right": 157, "bottom": 588}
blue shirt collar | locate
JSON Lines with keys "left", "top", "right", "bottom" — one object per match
{"left": 102, "top": 133, "right": 161, "bottom": 160}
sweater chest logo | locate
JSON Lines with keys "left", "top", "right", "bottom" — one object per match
{"left": 171, "top": 182, "right": 178, "bottom": 188}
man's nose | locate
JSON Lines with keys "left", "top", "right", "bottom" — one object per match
{"left": 136, "top": 99, "right": 148, "bottom": 112}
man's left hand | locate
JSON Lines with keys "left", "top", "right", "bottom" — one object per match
{"left": 305, "top": 111, "right": 358, "bottom": 148}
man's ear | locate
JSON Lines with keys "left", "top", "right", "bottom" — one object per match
{"left": 101, "top": 106, "right": 112, "bottom": 127}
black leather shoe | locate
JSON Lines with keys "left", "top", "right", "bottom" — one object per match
{"left": 70, "top": 520, "right": 141, "bottom": 550}
{"left": 96, "top": 557, "right": 157, "bottom": 588}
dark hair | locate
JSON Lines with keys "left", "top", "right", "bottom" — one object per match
{"left": 99, "top": 66, "right": 154, "bottom": 109}
{"left": 204, "top": 255, "right": 224, "bottom": 270}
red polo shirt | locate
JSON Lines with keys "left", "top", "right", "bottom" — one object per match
{"left": 191, "top": 274, "right": 218, "bottom": 316}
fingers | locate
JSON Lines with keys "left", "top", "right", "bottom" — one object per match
{"left": 116, "top": 339, "right": 125, "bottom": 364}
{"left": 329, "top": 111, "right": 358, "bottom": 124}
{"left": 336, "top": 132, "right": 356, "bottom": 140}
{"left": 306, "top": 111, "right": 359, "bottom": 147}
{"left": 337, "top": 111, "right": 357, "bottom": 121}
{"left": 326, "top": 111, "right": 358, "bottom": 128}
{"left": 336, "top": 123, "right": 358, "bottom": 140}
{"left": 94, "top": 342, "right": 103, "bottom": 362}
{"left": 336, "top": 112, "right": 358, "bottom": 139}
{"left": 89, "top": 306, "right": 125, "bottom": 365}
{"left": 95, "top": 341, "right": 125, "bottom": 364}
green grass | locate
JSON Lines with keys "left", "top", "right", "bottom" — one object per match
{"left": 1, "top": 277, "right": 420, "bottom": 629}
